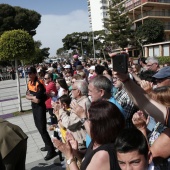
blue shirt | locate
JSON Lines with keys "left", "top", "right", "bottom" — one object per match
{"left": 85, "top": 97, "right": 126, "bottom": 148}
{"left": 109, "top": 97, "right": 126, "bottom": 117}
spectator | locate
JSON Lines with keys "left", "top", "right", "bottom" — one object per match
{"left": 113, "top": 73, "right": 137, "bottom": 128}
{"left": 44, "top": 73, "right": 57, "bottom": 125}
{"left": 115, "top": 128, "right": 152, "bottom": 170}
{"left": 53, "top": 100, "right": 125, "bottom": 170}
{"left": 146, "top": 56, "right": 159, "bottom": 72}
{"left": 73, "top": 54, "right": 82, "bottom": 68}
{"left": 55, "top": 78, "right": 68, "bottom": 98}
{"left": 152, "top": 66, "right": 170, "bottom": 88}
{"left": 0, "top": 118, "right": 28, "bottom": 170}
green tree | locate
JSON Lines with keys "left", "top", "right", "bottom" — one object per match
{"left": 0, "top": 4, "right": 41, "bottom": 36}
{"left": 60, "top": 31, "right": 106, "bottom": 58}
{"left": 0, "top": 29, "right": 35, "bottom": 111}
{"left": 25, "top": 41, "right": 50, "bottom": 64}
{"left": 135, "top": 19, "right": 165, "bottom": 44}
{"left": 104, "top": 0, "right": 133, "bottom": 50}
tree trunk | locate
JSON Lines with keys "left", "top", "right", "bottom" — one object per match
{"left": 15, "top": 59, "right": 22, "bottom": 112}
{"left": 21, "top": 60, "right": 27, "bottom": 88}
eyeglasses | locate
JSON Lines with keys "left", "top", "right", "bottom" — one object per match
{"left": 72, "top": 88, "right": 77, "bottom": 91}
{"left": 113, "top": 77, "right": 118, "bottom": 82}
{"left": 147, "top": 63, "right": 156, "bottom": 67}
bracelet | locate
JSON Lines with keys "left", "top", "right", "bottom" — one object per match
{"left": 57, "top": 119, "right": 61, "bottom": 123}
{"left": 121, "top": 77, "right": 130, "bottom": 83}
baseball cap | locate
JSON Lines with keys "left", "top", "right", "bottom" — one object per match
{"left": 89, "top": 65, "right": 95, "bottom": 70}
{"left": 27, "top": 67, "right": 37, "bottom": 74}
{"left": 73, "top": 54, "right": 79, "bottom": 59}
{"left": 152, "top": 66, "right": 170, "bottom": 79}
{"left": 64, "top": 65, "right": 71, "bottom": 69}
{"left": 46, "top": 67, "right": 54, "bottom": 72}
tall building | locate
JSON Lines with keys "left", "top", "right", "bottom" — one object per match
{"left": 87, "top": 0, "right": 110, "bottom": 31}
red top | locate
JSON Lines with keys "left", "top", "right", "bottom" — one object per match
{"left": 45, "top": 81, "right": 57, "bottom": 109}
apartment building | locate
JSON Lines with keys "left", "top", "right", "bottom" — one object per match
{"left": 87, "top": 0, "right": 110, "bottom": 31}
{"left": 115, "top": 0, "right": 170, "bottom": 40}
{"left": 87, "top": 0, "right": 170, "bottom": 56}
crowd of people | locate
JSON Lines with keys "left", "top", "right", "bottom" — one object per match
{"left": 1, "top": 53, "right": 170, "bottom": 170}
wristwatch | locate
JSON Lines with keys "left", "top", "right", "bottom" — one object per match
{"left": 80, "top": 117, "right": 88, "bottom": 124}
{"left": 66, "top": 157, "right": 76, "bottom": 165}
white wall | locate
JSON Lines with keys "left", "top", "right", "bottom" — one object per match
{"left": 89, "top": 0, "right": 108, "bottom": 31}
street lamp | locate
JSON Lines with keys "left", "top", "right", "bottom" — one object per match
{"left": 78, "top": 36, "right": 88, "bottom": 57}
{"left": 92, "top": 31, "right": 96, "bottom": 59}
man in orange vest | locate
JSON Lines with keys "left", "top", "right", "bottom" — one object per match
{"left": 26, "top": 67, "right": 57, "bottom": 161}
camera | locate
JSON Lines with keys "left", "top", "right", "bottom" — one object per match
{"left": 112, "top": 53, "right": 128, "bottom": 73}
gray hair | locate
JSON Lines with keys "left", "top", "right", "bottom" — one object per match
{"left": 146, "top": 56, "right": 158, "bottom": 64}
{"left": 74, "top": 80, "right": 88, "bottom": 96}
{"left": 89, "top": 76, "right": 112, "bottom": 95}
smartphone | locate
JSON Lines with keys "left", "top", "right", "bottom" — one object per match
{"left": 112, "top": 54, "right": 128, "bottom": 73}
{"left": 147, "top": 116, "right": 157, "bottom": 132}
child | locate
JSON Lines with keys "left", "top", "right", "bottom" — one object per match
{"left": 50, "top": 94, "right": 71, "bottom": 166}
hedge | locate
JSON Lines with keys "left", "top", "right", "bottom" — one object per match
{"left": 157, "top": 56, "right": 170, "bottom": 65}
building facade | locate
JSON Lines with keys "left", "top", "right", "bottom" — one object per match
{"left": 123, "top": 0, "right": 170, "bottom": 40}
{"left": 87, "top": 0, "right": 170, "bottom": 57}
{"left": 87, "top": 0, "right": 110, "bottom": 31}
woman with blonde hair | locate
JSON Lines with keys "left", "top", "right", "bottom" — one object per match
{"left": 149, "top": 86, "right": 170, "bottom": 107}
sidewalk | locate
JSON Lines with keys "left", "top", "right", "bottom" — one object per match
{"left": 6, "top": 113, "right": 64, "bottom": 170}
{"left": 0, "top": 79, "right": 64, "bottom": 169}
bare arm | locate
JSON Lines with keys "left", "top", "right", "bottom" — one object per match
{"left": 151, "top": 128, "right": 170, "bottom": 158}
{"left": 115, "top": 71, "right": 166, "bottom": 123}
{"left": 86, "top": 151, "right": 110, "bottom": 170}
{"left": 123, "top": 78, "right": 166, "bottom": 123}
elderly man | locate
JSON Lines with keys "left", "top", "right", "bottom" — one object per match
{"left": 146, "top": 56, "right": 159, "bottom": 72}
{"left": 88, "top": 75, "right": 125, "bottom": 114}
{"left": 71, "top": 76, "right": 125, "bottom": 148}
{"left": 61, "top": 80, "right": 91, "bottom": 149}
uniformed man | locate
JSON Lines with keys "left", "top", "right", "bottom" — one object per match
{"left": 26, "top": 67, "right": 57, "bottom": 161}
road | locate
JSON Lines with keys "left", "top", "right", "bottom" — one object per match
{"left": 0, "top": 78, "right": 31, "bottom": 115}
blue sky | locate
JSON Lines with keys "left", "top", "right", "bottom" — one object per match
{"left": 0, "top": 0, "right": 90, "bottom": 56}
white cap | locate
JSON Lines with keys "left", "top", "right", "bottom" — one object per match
{"left": 64, "top": 65, "right": 71, "bottom": 69}
{"left": 46, "top": 67, "right": 54, "bottom": 72}
{"left": 89, "top": 65, "right": 95, "bottom": 70}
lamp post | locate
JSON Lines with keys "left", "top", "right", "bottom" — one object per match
{"left": 80, "top": 41, "right": 83, "bottom": 56}
{"left": 92, "top": 31, "right": 96, "bottom": 59}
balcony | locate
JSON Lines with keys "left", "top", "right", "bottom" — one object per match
{"left": 100, "top": 0, "right": 108, "bottom": 4}
{"left": 147, "top": 0, "right": 170, "bottom": 3}
{"left": 164, "top": 24, "right": 170, "bottom": 30}
{"left": 136, "top": 10, "right": 170, "bottom": 20}
{"left": 124, "top": 1, "right": 141, "bottom": 12}
{"left": 88, "top": 1, "right": 90, "bottom": 6}
{"left": 124, "top": 0, "right": 170, "bottom": 12}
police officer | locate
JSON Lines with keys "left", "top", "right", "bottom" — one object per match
{"left": 26, "top": 67, "right": 57, "bottom": 161}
